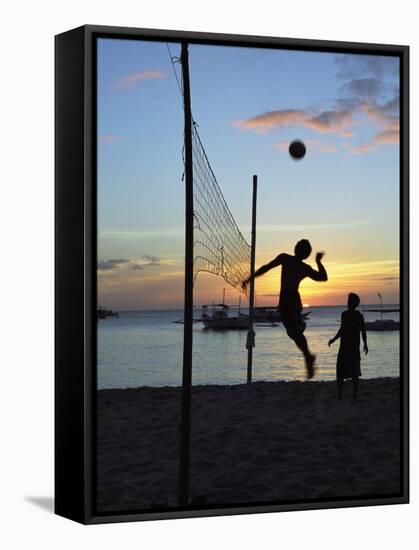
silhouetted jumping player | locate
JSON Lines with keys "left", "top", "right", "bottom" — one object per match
{"left": 328, "top": 293, "right": 368, "bottom": 399}
{"left": 243, "top": 239, "right": 328, "bottom": 378}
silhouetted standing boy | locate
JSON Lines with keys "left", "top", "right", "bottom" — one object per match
{"left": 328, "top": 293, "right": 368, "bottom": 399}
{"left": 243, "top": 239, "right": 328, "bottom": 378}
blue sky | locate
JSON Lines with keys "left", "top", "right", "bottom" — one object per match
{"left": 97, "top": 38, "right": 400, "bottom": 309}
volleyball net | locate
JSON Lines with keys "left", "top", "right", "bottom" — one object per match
{"left": 191, "top": 124, "right": 251, "bottom": 295}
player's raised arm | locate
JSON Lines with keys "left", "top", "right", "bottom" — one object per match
{"left": 242, "top": 253, "right": 285, "bottom": 290}
{"left": 306, "top": 252, "right": 328, "bottom": 282}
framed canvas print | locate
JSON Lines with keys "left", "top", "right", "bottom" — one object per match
{"left": 55, "top": 25, "right": 409, "bottom": 524}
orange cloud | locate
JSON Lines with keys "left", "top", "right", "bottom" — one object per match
{"left": 350, "top": 99, "right": 399, "bottom": 152}
{"left": 344, "top": 97, "right": 399, "bottom": 155}
{"left": 374, "top": 128, "right": 399, "bottom": 144}
{"left": 347, "top": 128, "right": 399, "bottom": 155}
{"left": 234, "top": 91, "right": 399, "bottom": 157}
{"left": 116, "top": 70, "right": 165, "bottom": 89}
{"left": 234, "top": 109, "right": 353, "bottom": 134}
{"left": 347, "top": 143, "right": 375, "bottom": 155}
{"left": 361, "top": 98, "right": 399, "bottom": 126}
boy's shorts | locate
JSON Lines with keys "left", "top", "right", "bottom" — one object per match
{"left": 279, "top": 299, "right": 306, "bottom": 336}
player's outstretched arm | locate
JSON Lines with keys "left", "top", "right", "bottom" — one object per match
{"left": 242, "top": 254, "right": 284, "bottom": 290}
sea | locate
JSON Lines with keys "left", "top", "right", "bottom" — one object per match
{"left": 97, "top": 306, "right": 400, "bottom": 389}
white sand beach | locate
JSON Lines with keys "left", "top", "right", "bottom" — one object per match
{"left": 96, "top": 378, "right": 400, "bottom": 512}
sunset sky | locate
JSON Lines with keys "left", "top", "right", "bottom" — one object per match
{"left": 97, "top": 38, "right": 400, "bottom": 310}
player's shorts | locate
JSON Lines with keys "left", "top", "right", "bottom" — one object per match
{"left": 279, "top": 295, "right": 306, "bottom": 336}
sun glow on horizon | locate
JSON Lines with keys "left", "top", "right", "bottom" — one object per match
{"left": 97, "top": 255, "right": 399, "bottom": 310}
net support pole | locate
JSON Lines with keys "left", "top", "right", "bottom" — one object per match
{"left": 178, "top": 41, "right": 194, "bottom": 507}
{"left": 247, "top": 175, "right": 258, "bottom": 384}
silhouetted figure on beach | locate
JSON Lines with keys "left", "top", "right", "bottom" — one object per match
{"left": 243, "top": 239, "right": 328, "bottom": 378}
{"left": 328, "top": 293, "right": 368, "bottom": 399}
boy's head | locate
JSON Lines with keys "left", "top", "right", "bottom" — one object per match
{"left": 294, "top": 239, "right": 312, "bottom": 260}
{"left": 348, "top": 292, "right": 360, "bottom": 310}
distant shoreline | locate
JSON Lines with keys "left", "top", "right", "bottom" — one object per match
{"left": 97, "top": 376, "right": 400, "bottom": 393}
{"left": 102, "top": 304, "right": 401, "bottom": 314}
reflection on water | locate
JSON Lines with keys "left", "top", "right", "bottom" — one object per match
{"left": 97, "top": 307, "right": 400, "bottom": 389}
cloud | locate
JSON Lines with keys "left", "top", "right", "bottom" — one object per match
{"left": 99, "top": 256, "right": 164, "bottom": 273}
{"left": 233, "top": 109, "right": 304, "bottom": 132}
{"left": 233, "top": 52, "right": 399, "bottom": 157}
{"left": 142, "top": 254, "right": 160, "bottom": 263}
{"left": 345, "top": 96, "right": 400, "bottom": 154}
{"left": 334, "top": 54, "right": 399, "bottom": 80}
{"left": 374, "top": 128, "right": 399, "bottom": 144}
{"left": 128, "top": 259, "right": 160, "bottom": 270}
{"left": 115, "top": 70, "right": 165, "bottom": 89}
{"left": 99, "top": 135, "right": 121, "bottom": 143}
{"left": 254, "top": 96, "right": 400, "bottom": 155}
{"left": 98, "top": 259, "right": 130, "bottom": 271}
{"left": 361, "top": 98, "right": 399, "bottom": 126}
{"left": 346, "top": 143, "right": 376, "bottom": 155}
{"left": 347, "top": 133, "right": 397, "bottom": 154}
{"left": 341, "top": 78, "right": 381, "bottom": 100}
{"left": 310, "top": 110, "right": 353, "bottom": 133}
{"left": 234, "top": 108, "right": 353, "bottom": 134}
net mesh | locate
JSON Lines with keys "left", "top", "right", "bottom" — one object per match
{"left": 191, "top": 124, "right": 251, "bottom": 294}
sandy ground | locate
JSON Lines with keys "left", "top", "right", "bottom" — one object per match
{"left": 96, "top": 378, "right": 401, "bottom": 512}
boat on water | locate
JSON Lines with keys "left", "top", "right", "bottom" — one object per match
{"left": 97, "top": 306, "right": 119, "bottom": 320}
{"left": 364, "top": 308, "right": 400, "bottom": 313}
{"left": 174, "top": 289, "right": 311, "bottom": 330}
{"left": 201, "top": 304, "right": 249, "bottom": 330}
{"left": 174, "top": 288, "right": 251, "bottom": 329}
{"left": 364, "top": 293, "right": 399, "bottom": 331}
{"left": 365, "top": 319, "right": 400, "bottom": 331}
{"left": 254, "top": 306, "right": 311, "bottom": 323}
{"left": 200, "top": 303, "right": 311, "bottom": 330}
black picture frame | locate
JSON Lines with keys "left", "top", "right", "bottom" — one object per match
{"left": 55, "top": 24, "right": 409, "bottom": 524}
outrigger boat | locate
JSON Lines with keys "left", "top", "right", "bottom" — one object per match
{"left": 200, "top": 303, "right": 311, "bottom": 330}
{"left": 365, "top": 319, "right": 400, "bottom": 331}
{"left": 197, "top": 289, "right": 249, "bottom": 330}
{"left": 201, "top": 303, "right": 249, "bottom": 330}
{"left": 364, "top": 293, "right": 399, "bottom": 331}
{"left": 254, "top": 306, "right": 311, "bottom": 323}
{"left": 174, "top": 290, "right": 311, "bottom": 330}
{"left": 97, "top": 306, "right": 120, "bottom": 320}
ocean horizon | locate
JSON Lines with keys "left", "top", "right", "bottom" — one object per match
{"left": 103, "top": 303, "right": 400, "bottom": 313}
{"left": 97, "top": 305, "right": 400, "bottom": 389}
